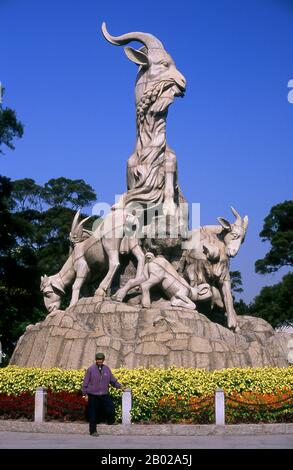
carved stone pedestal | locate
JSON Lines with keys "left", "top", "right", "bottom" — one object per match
{"left": 10, "top": 297, "right": 290, "bottom": 370}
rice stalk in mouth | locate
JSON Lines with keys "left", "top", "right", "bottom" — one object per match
{"left": 136, "top": 80, "right": 176, "bottom": 123}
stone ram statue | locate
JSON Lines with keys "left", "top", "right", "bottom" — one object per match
{"left": 180, "top": 207, "right": 249, "bottom": 331}
{"left": 41, "top": 209, "right": 144, "bottom": 312}
{"left": 112, "top": 252, "right": 212, "bottom": 309}
{"left": 101, "top": 22, "right": 186, "bottom": 217}
{"left": 40, "top": 25, "right": 248, "bottom": 336}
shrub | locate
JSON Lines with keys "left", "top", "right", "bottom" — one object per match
{"left": 0, "top": 392, "right": 34, "bottom": 420}
{"left": 0, "top": 391, "right": 86, "bottom": 421}
{"left": 151, "top": 395, "right": 215, "bottom": 424}
{"left": 225, "top": 389, "right": 293, "bottom": 424}
{"left": 0, "top": 365, "right": 292, "bottom": 423}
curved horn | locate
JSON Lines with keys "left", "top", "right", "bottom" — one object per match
{"left": 243, "top": 215, "right": 249, "bottom": 232}
{"left": 101, "top": 22, "right": 164, "bottom": 50}
{"left": 71, "top": 210, "right": 81, "bottom": 234}
{"left": 230, "top": 206, "right": 242, "bottom": 225}
{"left": 76, "top": 216, "right": 92, "bottom": 234}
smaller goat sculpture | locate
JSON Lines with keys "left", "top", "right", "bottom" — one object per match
{"left": 180, "top": 207, "right": 248, "bottom": 331}
{"left": 113, "top": 252, "right": 212, "bottom": 309}
{"left": 41, "top": 209, "right": 145, "bottom": 312}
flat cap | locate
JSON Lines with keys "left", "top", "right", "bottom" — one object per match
{"left": 95, "top": 352, "right": 105, "bottom": 360}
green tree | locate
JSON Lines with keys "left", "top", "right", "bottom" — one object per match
{"left": 250, "top": 200, "right": 293, "bottom": 327}
{"left": 11, "top": 178, "right": 43, "bottom": 211}
{"left": 42, "top": 177, "right": 96, "bottom": 209}
{"left": 234, "top": 298, "right": 249, "bottom": 315}
{"left": 230, "top": 270, "right": 244, "bottom": 294}
{"left": 36, "top": 206, "right": 83, "bottom": 275}
{"left": 0, "top": 177, "right": 41, "bottom": 361}
{"left": 0, "top": 176, "right": 97, "bottom": 360}
{"left": 0, "top": 86, "right": 24, "bottom": 154}
{"left": 255, "top": 200, "right": 293, "bottom": 274}
{"left": 11, "top": 177, "right": 97, "bottom": 275}
{"left": 230, "top": 270, "right": 249, "bottom": 315}
{"left": 249, "top": 273, "right": 293, "bottom": 327}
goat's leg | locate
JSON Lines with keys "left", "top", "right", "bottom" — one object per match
{"left": 112, "top": 277, "right": 142, "bottom": 302}
{"left": 95, "top": 249, "right": 120, "bottom": 297}
{"left": 171, "top": 291, "right": 196, "bottom": 310}
{"left": 141, "top": 274, "right": 159, "bottom": 308}
{"left": 112, "top": 244, "right": 146, "bottom": 302}
{"left": 132, "top": 244, "right": 145, "bottom": 280}
{"left": 112, "top": 266, "right": 146, "bottom": 302}
{"left": 220, "top": 280, "right": 239, "bottom": 332}
{"left": 69, "top": 261, "right": 90, "bottom": 307}
{"left": 211, "top": 286, "right": 224, "bottom": 310}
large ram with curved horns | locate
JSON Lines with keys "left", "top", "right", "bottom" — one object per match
{"left": 101, "top": 22, "right": 187, "bottom": 218}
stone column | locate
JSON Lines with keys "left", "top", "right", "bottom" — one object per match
{"left": 215, "top": 388, "right": 225, "bottom": 425}
{"left": 122, "top": 388, "right": 132, "bottom": 425}
{"left": 34, "top": 387, "right": 47, "bottom": 423}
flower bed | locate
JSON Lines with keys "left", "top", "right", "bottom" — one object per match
{"left": 151, "top": 391, "right": 293, "bottom": 424}
{"left": 0, "top": 366, "right": 292, "bottom": 423}
{"left": 0, "top": 391, "right": 86, "bottom": 421}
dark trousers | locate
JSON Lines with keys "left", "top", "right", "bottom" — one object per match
{"left": 87, "top": 394, "right": 115, "bottom": 434}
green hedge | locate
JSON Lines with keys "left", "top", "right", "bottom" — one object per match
{"left": 0, "top": 366, "right": 292, "bottom": 422}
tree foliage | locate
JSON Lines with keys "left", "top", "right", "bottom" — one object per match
{"left": 10, "top": 178, "right": 96, "bottom": 276}
{"left": 0, "top": 177, "right": 41, "bottom": 359}
{"left": 0, "top": 176, "right": 97, "bottom": 360}
{"left": 250, "top": 200, "right": 293, "bottom": 327}
{"left": 42, "top": 177, "right": 96, "bottom": 209}
{"left": 249, "top": 273, "right": 293, "bottom": 327}
{"left": 255, "top": 200, "right": 293, "bottom": 274}
{"left": 229, "top": 270, "right": 249, "bottom": 315}
{"left": 0, "top": 88, "right": 24, "bottom": 154}
{"left": 11, "top": 178, "right": 43, "bottom": 211}
{"left": 230, "top": 270, "right": 243, "bottom": 294}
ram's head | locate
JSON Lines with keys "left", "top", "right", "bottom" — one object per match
{"left": 102, "top": 22, "right": 186, "bottom": 117}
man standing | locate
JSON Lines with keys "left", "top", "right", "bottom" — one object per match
{"left": 82, "top": 352, "right": 124, "bottom": 436}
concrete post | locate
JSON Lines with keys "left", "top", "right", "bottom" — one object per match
{"left": 122, "top": 388, "right": 132, "bottom": 425}
{"left": 215, "top": 388, "right": 225, "bottom": 425}
{"left": 34, "top": 387, "right": 47, "bottom": 423}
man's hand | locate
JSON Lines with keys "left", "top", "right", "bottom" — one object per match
{"left": 82, "top": 395, "right": 88, "bottom": 402}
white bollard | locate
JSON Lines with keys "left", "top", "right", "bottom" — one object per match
{"left": 215, "top": 388, "right": 225, "bottom": 425}
{"left": 122, "top": 388, "right": 132, "bottom": 425}
{"left": 34, "top": 387, "right": 47, "bottom": 423}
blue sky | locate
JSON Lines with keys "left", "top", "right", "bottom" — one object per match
{"left": 0, "top": 0, "right": 292, "bottom": 303}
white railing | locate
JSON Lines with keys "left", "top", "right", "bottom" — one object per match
{"left": 34, "top": 387, "right": 225, "bottom": 425}
{"left": 34, "top": 387, "right": 47, "bottom": 423}
{"left": 215, "top": 388, "right": 225, "bottom": 425}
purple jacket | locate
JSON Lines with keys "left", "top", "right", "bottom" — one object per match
{"left": 82, "top": 364, "right": 122, "bottom": 396}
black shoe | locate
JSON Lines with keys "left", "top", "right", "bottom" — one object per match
{"left": 90, "top": 432, "right": 99, "bottom": 436}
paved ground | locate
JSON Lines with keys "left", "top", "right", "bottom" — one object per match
{"left": 0, "top": 431, "right": 292, "bottom": 448}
